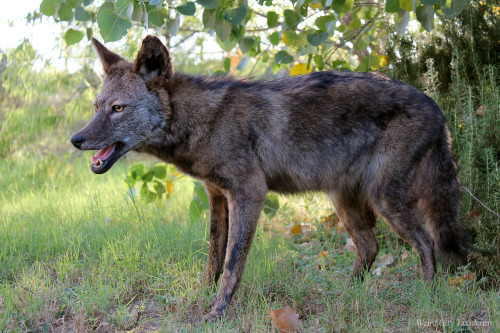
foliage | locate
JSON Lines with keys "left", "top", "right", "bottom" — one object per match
{"left": 0, "top": 41, "right": 99, "bottom": 158}
{"left": 385, "top": 0, "right": 499, "bottom": 92}
{"left": 125, "top": 162, "right": 281, "bottom": 220}
{"left": 36, "top": 0, "right": 468, "bottom": 74}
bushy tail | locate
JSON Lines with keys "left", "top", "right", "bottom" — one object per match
{"left": 424, "top": 126, "right": 468, "bottom": 262}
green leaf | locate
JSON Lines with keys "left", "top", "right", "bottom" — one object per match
{"left": 216, "top": 36, "right": 237, "bottom": 51}
{"left": 176, "top": 1, "right": 196, "bottom": 15}
{"left": 315, "top": 14, "right": 335, "bottom": 32}
{"left": 282, "top": 31, "right": 305, "bottom": 48}
{"left": 193, "top": 182, "right": 209, "bottom": 209}
{"left": 115, "top": 0, "right": 132, "bottom": 20}
{"left": 40, "top": 0, "right": 56, "bottom": 16}
{"left": 354, "top": 34, "right": 370, "bottom": 50}
{"left": 267, "top": 11, "right": 279, "bottom": 28}
{"left": 394, "top": 9, "right": 410, "bottom": 36}
{"left": 420, "top": 0, "right": 438, "bottom": 5}
{"left": 263, "top": 194, "right": 280, "bottom": 219}
{"left": 262, "top": 51, "right": 269, "bottom": 62}
{"left": 239, "top": 36, "right": 255, "bottom": 53}
{"left": 152, "top": 164, "right": 167, "bottom": 179}
{"left": 215, "top": 19, "right": 232, "bottom": 41}
{"left": 147, "top": 6, "right": 168, "bottom": 27}
{"left": 141, "top": 183, "right": 156, "bottom": 203}
{"left": 236, "top": 55, "right": 249, "bottom": 70}
{"left": 439, "top": 0, "right": 467, "bottom": 18}
{"left": 75, "top": 6, "right": 92, "bottom": 21}
{"left": 356, "top": 56, "right": 370, "bottom": 72}
{"left": 125, "top": 174, "right": 136, "bottom": 187}
{"left": 268, "top": 31, "right": 280, "bottom": 45}
{"left": 98, "top": 9, "right": 132, "bottom": 42}
{"left": 130, "top": 163, "right": 145, "bottom": 180}
{"left": 167, "top": 14, "right": 181, "bottom": 36}
{"left": 153, "top": 180, "right": 166, "bottom": 195}
{"left": 202, "top": 8, "right": 217, "bottom": 28}
{"left": 197, "top": 0, "right": 218, "bottom": 9}
{"left": 189, "top": 200, "right": 203, "bottom": 220}
{"left": 58, "top": 3, "right": 74, "bottom": 21}
{"left": 332, "top": 59, "right": 350, "bottom": 70}
{"left": 224, "top": 57, "right": 231, "bottom": 71}
{"left": 66, "top": 0, "right": 79, "bottom": 8}
{"left": 331, "top": 0, "right": 353, "bottom": 13}
{"left": 223, "top": 6, "right": 247, "bottom": 25}
{"left": 64, "top": 29, "right": 84, "bottom": 45}
{"left": 142, "top": 170, "right": 154, "bottom": 182}
{"left": 385, "top": 0, "right": 400, "bottom": 13}
{"left": 399, "top": 0, "right": 413, "bottom": 12}
{"left": 306, "top": 31, "right": 328, "bottom": 46}
{"left": 131, "top": 3, "right": 143, "bottom": 21}
{"left": 275, "top": 50, "right": 293, "bottom": 64}
{"left": 416, "top": 5, "right": 434, "bottom": 32}
{"left": 284, "top": 9, "right": 301, "bottom": 29}
{"left": 314, "top": 54, "right": 324, "bottom": 70}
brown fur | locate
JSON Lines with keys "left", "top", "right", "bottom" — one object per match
{"left": 70, "top": 35, "right": 467, "bottom": 321}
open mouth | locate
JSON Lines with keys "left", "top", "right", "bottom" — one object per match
{"left": 90, "top": 142, "right": 124, "bottom": 174}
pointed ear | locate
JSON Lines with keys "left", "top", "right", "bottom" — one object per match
{"left": 91, "top": 37, "right": 126, "bottom": 75}
{"left": 132, "top": 35, "right": 173, "bottom": 83}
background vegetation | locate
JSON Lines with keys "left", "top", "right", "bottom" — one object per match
{"left": 0, "top": 0, "right": 499, "bottom": 331}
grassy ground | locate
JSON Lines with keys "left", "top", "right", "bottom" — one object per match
{"left": 0, "top": 151, "right": 498, "bottom": 332}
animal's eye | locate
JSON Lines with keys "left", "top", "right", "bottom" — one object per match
{"left": 113, "top": 105, "right": 124, "bottom": 112}
{"left": 94, "top": 105, "right": 98, "bottom": 112}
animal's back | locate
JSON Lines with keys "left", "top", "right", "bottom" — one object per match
{"left": 242, "top": 71, "right": 446, "bottom": 195}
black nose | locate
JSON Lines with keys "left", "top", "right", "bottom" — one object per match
{"left": 70, "top": 135, "right": 85, "bottom": 149}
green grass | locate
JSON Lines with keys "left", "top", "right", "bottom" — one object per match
{"left": 0, "top": 152, "right": 498, "bottom": 332}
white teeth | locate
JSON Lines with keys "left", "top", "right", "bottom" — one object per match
{"left": 92, "top": 158, "right": 104, "bottom": 167}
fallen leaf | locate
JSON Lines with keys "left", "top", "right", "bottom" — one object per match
{"left": 449, "top": 272, "right": 476, "bottom": 286}
{"left": 290, "top": 223, "right": 316, "bottom": 235}
{"left": 476, "top": 105, "right": 486, "bottom": 116}
{"left": 469, "top": 209, "right": 481, "bottom": 219}
{"left": 400, "top": 251, "right": 410, "bottom": 261}
{"left": 269, "top": 307, "right": 299, "bottom": 333}
{"left": 316, "top": 250, "right": 329, "bottom": 259}
{"left": 343, "top": 238, "right": 356, "bottom": 253}
{"left": 291, "top": 224, "right": 303, "bottom": 234}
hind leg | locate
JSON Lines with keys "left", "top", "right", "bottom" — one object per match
{"left": 329, "top": 193, "right": 379, "bottom": 282}
{"left": 375, "top": 192, "right": 436, "bottom": 283}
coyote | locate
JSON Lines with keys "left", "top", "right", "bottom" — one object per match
{"left": 70, "top": 35, "right": 466, "bottom": 321}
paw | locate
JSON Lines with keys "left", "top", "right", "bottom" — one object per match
{"left": 203, "top": 310, "right": 224, "bottom": 323}
{"left": 205, "top": 297, "right": 228, "bottom": 322}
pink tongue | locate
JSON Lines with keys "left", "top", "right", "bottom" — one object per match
{"left": 91, "top": 143, "right": 116, "bottom": 165}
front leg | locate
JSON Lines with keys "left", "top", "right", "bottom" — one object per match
{"left": 203, "top": 176, "right": 267, "bottom": 322}
{"left": 204, "top": 184, "right": 229, "bottom": 286}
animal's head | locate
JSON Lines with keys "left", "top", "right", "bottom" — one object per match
{"left": 70, "top": 35, "right": 173, "bottom": 174}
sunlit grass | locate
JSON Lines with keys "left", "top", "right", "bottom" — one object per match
{"left": 0, "top": 151, "right": 498, "bottom": 331}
